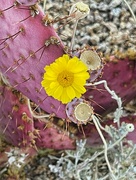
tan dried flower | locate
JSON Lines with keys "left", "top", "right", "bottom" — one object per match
{"left": 70, "top": 2, "right": 90, "bottom": 20}
{"left": 74, "top": 102, "right": 93, "bottom": 124}
{"left": 80, "top": 50, "right": 101, "bottom": 71}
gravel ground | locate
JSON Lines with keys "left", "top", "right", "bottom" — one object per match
{"left": 44, "top": 0, "right": 136, "bottom": 59}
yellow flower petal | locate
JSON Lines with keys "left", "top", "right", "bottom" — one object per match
{"left": 61, "top": 88, "right": 71, "bottom": 104}
{"left": 54, "top": 86, "right": 63, "bottom": 99}
{"left": 67, "top": 57, "right": 88, "bottom": 73}
{"left": 50, "top": 82, "right": 59, "bottom": 89}
{"left": 66, "top": 86, "right": 76, "bottom": 99}
{"left": 72, "top": 83, "right": 86, "bottom": 94}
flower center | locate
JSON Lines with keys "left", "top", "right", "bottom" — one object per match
{"left": 57, "top": 71, "right": 74, "bottom": 87}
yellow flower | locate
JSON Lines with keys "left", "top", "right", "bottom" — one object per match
{"left": 41, "top": 54, "right": 90, "bottom": 104}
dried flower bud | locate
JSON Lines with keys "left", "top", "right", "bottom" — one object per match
{"left": 80, "top": 50, "right": 101, "bottom": 71}
{"left": 70, "top": 2, "right": 90, "bottom": 20}
{"left": 126, "top": 123, "right": 135, "bottom": 132}
{"left": 66, "top": 98, "right": 93, "bottom": 125}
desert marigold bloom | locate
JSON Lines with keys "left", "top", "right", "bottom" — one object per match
{"left": 41, "top": 54, "right": 90, "bottom": 104}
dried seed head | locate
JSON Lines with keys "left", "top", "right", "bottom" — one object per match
{"left": 74, "top": 102, "right": 93, "bottom": 123}
{"left": 80, "top": 50, "right": 101, "bottom": 71}
{"left": 66, "top": 98, "right": 93, "bottom": 125}
{"left": 70, "top": 2, "right": 90, "bottom": 20}
{"left": 45, "top": 36, "right": 60, "bottom": 47}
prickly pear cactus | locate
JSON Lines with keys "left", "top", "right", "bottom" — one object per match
{"left": 0, "top": 81, "right": 76, "bottom": 149}
{"left": 85, "top": 57, "right": 136, "bottom": 115}
{"left": 0, "top": 0, "right": 66, "bottom": 118}
{"left": 34, "top": 119, "right": 76, "bottom": 150}
{"left": 0, "top": 83, "right": 35, "bottom": 147}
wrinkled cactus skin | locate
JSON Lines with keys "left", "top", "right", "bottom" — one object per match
{"left": 35, "top": 119, "right": 76, "bottom": 150}
{"left": 0, "top": 84, "right": 35, "bottom": 147}
{"left": 0, "top": 83, "right": 76, "bottom": 150}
